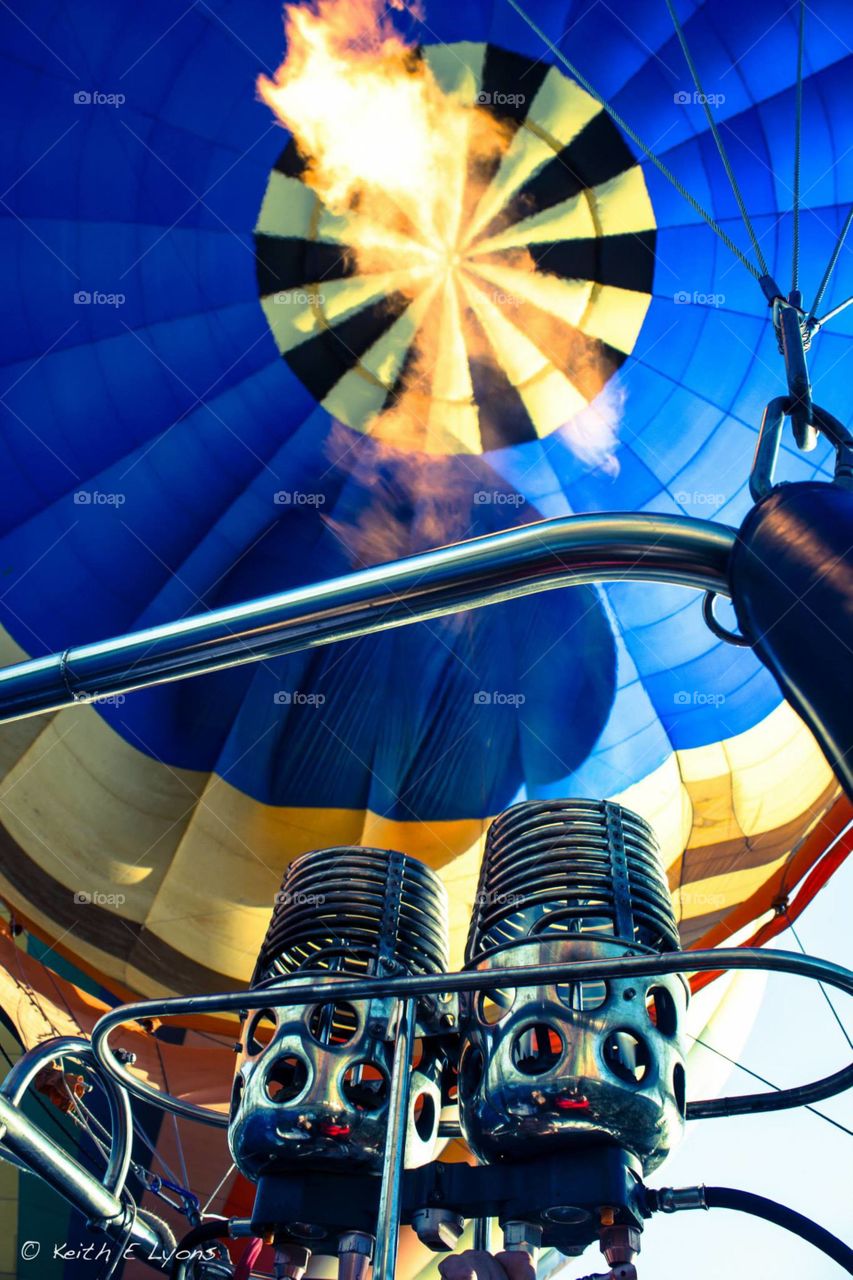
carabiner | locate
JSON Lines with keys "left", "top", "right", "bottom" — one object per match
{"left": 750, "top": 398, "right": 853, "bottom": 501}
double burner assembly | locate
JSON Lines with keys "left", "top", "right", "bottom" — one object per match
{"left": 227, "top": 801, "right": 686, "bottom": 1280}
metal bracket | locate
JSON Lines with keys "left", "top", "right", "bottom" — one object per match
{"left": 249, "top": 1144, "right": 645, "bottom": 1257}
{"left": 771, "top": 292, "right": 815, "bottom": 450}
{"left": 702, "top": 592, "right": 749, "bottom": 648}
{"left": 759, "top": 277, "right": 816, "bottom": 446}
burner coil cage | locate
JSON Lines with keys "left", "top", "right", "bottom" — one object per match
{"left": 466, "top": 799, "right": 680, "bottom": 962}
{"left": 230, "top": 847, "right": 449, "bottom": 1181}
{"left": 459, "top": 800, "right": 687, "bottom": 1173}
{"left": 253, "top": 846, "right": 449, "bottom": 985}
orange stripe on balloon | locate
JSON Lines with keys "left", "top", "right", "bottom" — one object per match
{"left": 689, "top": 794, "right": 852, "bottom": 995}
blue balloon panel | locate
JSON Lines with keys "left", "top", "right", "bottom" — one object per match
{"left": 0, "top": 0, "right": 850, "bottom": 817}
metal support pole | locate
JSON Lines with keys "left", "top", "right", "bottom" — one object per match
{"left": 0, "top": 1094, "right": 169, "bottom": 1262}
{"left": 373, "top": 998, "right": 416, "bottom": 1280}
{"left": 0, "top": 515, "right": 734, "bottom": 724}
{"left": 473, "top": 1217, "right": 493, "bottom": 1252}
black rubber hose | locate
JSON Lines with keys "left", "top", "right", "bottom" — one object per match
{"left": 169, "top": 1217, "right": 231, "bottom": 1279}
{"left": 703, "top": 1187, "right": 853, "bottom": 1274}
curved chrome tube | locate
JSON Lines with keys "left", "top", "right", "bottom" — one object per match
{"left": 91, "top": 947, "right": 852, "bottom": 1130}
{"left": 0, "top": 1092, "right": 170, "bottom": 1263}
{"left": 0, "top": 514, "right": 735, "bottom": 723}
{"left": 0, "top": 1035, "right": 132, "bottom": 1197}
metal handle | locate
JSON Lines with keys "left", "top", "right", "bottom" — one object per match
{"left": 0, "top": 1093, "right": 170, "bottom": 1265}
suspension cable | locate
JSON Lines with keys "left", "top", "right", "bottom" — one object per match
{"left": 686, "top": 1032, "right": 852, "bottom": 1138}
{"left": 56, "top": 1057, "right": 192, "bottom": 1213}
{"left": 809, "top": 206, "right": 853, "bottom": 325}
{"left": 0, "top": 1041, "right": 75, "bottom": 1146}
{"left": 792, "top": 0, "right": 805, "bottom": 294}
{"left": 664, "top": 0, "right": 771, "bottom": 279}
{"left": 503, "top": 0, "right": 763, "bottom": 282}
{"left": 53, "top": 1048, "right": 196, "bottom": 1215}
{"left": 171, "top": 1111, "right": 192, "bottom": 1197}
{"left": 787, "top": 916, "right": 853, "bottom": 1053}
{"left": 200, "top": 1160, "right": 237, "bottom": 1216}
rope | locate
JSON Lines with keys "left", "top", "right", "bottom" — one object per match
{"left": 664, "top": 0, "right": 770, "bottom": 279}
{"left": 131, "top": 1113, "right": 184, "bottom": 1191}
{"left": 792, "top": 0, "right": 805, "bottom": 294}
{"left": 3, "top": 927, "right": 200, "bottom": 1220}
{"left": 59, "top": 1075, "right": 110, "bottom": 1156}
{"left": 65, "top": 1067, "right": 192, "bottom": 1209}
{"left": 9, "top": 933, "right": 64, "bottom": 1040}
{"left": 172, "top": 1111, "right": 192, "bottom": 1195}
{"left": 503, "top": 0, "right": 763, "bottom": 282}
{"left": 17, "top": 1041, "right": 193, "bottom": 1215}
{"left": 0, "top": 1041, "right": 77, "bottom": 1146}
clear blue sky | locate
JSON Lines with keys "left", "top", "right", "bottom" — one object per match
{"left": 564, "top": 854, "right": 853, "bottom": 1280}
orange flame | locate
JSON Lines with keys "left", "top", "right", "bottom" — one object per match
{"left": 258, "top": 0, "right": 623, "bottom": 466}
{"left": 258, "top": 0, "right": 511, "bottom": 288}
